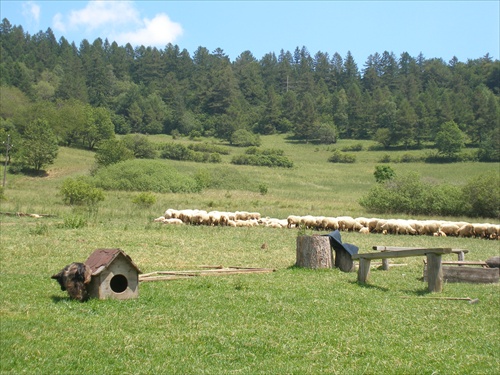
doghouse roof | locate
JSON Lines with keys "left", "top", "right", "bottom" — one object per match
{"left": 85, "top": 248, "right": 142, "bottom": 275}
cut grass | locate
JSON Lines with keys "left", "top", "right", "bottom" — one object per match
{"left": 1, "top": 134, "right": 499, "bottom": 374}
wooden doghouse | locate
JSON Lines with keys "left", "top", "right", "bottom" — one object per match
{"left": 85, "top": 248, "right": 141, "bottom": 300}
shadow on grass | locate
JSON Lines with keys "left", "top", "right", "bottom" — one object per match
{"left": 51, "top": 295, "right": 88, "bottom": 303}
{"left": 349, "top": 281, "right": 389, "bottom": 292}
{"left": 401, "top": 288, "right": 433, "bottom": 297}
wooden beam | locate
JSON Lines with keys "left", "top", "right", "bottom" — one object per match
{"left": 352, "top": 248, "right": 452, "bottom": 260}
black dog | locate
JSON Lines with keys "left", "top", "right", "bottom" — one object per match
{"left": 51, "top": 262, "right": 92, "bottom": 302}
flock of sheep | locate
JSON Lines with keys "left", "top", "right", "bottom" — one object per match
{"left": 154, "top": 208, "right": 499, "bottom": 240}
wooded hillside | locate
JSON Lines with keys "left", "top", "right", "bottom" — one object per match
{"left": 1, "top": 18, "right": 499, "bottom": 157}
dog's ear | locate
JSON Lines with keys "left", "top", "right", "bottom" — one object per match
{"left": 83, "top": 265, "right": 92, "bottom": 284}
{"left": 51, "top": 271, "right": 63, "bottom": 280}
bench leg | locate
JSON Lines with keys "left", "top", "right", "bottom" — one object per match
{"left": 358, "top": 258, "right": 371, "bottom": 283}
{"left": 382, "top": 258, "right": 390, "bottom": 271}
{"left": 426, "top": 253, "right": 443, "bottom": 293}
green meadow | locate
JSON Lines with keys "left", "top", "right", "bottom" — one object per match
{"left": 1, "top": 134, "right": 499, "bottom": 374}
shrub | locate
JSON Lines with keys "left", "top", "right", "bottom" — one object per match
{"left": 374, "top": 165, "right": 396, "bottom": 183}
{"left": 230, "top": 129, "right": 261, "bottom": 147}
{"left": 259, "top": 184, "right": 269, "bottom": 195}
{"left": 328, "top": 150, "right": 356, "bottom": 163}
{"left": 122, "top": 134, "right": 157, "bottom": 159}
{"left": 194, "top": 166, "right": 253, "bottom": 191}
{"left": 60, "top": 176, "right": 105, "bottom": 206}
{"left": 93, "top": 159, "right": 201, "bottom": 193}
{"left": 188, "top": 142, "right": 230, "bottom": 155}
{"left": 95, "top": 138, "right": 134, "bottom": 167}
{"left": 160, "top": 143, "right": 222, "bottom": 163}
{"left": 341, "top": 143, "right": 363, "bottom": 152}
{"left": 58, "top": 215, "right": 88, "bottom": 229}
{"left": 132, "top": 192, "right": 157, "bottom": 207}
{"left": 378, "top": 154, "right": 392, "bottom": 163}
{"left": 462, "top": 174, "right": 500, "bottom": 219}
{"left": 231, "top": 148, "right": 293, "bottom": 168}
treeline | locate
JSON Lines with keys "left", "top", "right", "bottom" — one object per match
{"left": 1, "top": 18, "right": 499, "bottom": 159}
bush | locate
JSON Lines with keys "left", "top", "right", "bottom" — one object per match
{"left": 231, "top": 148, "right": 293, "bottom": 168}
{"left": 132, "top": 192, "right": 157, "bottom": 207}
{"left": 230, "top": 129, "right": 261, "bottom": 147}
{"left": 95, "top": 138, "right": 134, "bottom": 167}
{"left": 58, "top": 215, "right": 88, "bottom": 229}
{"left": 194, "top": 167, "right": 252, "bottom": 191}
{"left": 60, "top": 176, "right": 105, "bottom": 206}
{"left": 359, "top": 172, "right": 500, "bottom": 219}
{"left": 93, "top": 159, "right": 201, "bottom": 193}
{"left": 328, "top": 150, "right": 356, "bottom": 163}
{"left": 462, "top": 174, "right": 500, "bottom": 219}
{"left": 374, "top": 165, "right": 396, "bottom": 183}
{"left": 341, "top": 143, "right": 363, "bottom": 152}
{"left": 258, "top": 184, "right": 268, "bottom": 195}
{"left": 188, "top": 142, "right": 230, "bottom": 155}
{"left": 161, "top": 143, "right": 222, "bottom": 163}
{"left": 122, "top": 134, "right": 157, "bottom": 159}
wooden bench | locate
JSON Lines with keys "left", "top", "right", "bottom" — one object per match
{"left": 352, "top": 248, "right": 452, "bottom": 292}
{"left": 373, "top": 246, "right": 469, "bottom": 270}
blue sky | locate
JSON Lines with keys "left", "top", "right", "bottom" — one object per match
{"left": 1, "top": 1, "right": 499, "bottom": 64}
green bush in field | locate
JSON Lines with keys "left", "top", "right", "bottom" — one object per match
{"left": 132, "top": 192, "right": 157, "bottom": 207}
{"left": 230, "top": 129, "right": 261, "bottom": 147}
{"left": 360, "top": 172, "right": 500, "bottom": 218}
{"left": 231, "top": 147, "right": 293, "bottom": 168}
{"left": 60, "top": 176, "right": 105, "bottom": 206}
{"left": 462, "top": 174, "right": 500, "bottom": 218}
{"left": 341, "top": 143, "right": 363, "bottom": 152}
{"left": 188, "top": 142, "right": 230, "bottom": 155}
{"left": 95, "top": 138, "right": 134, "bottom": 167}
{"left": 93, "top": 159, "right": 201, "bottom": 193}
{"left": 328, "top": 149, "right": 356, "bottom": 163}
{"left": 58, "top": 215, "right": 88, "bottom": 229}
{"left": 161, "top": 143, "right": 222, "bottom": 163}
{"left": 373, "top": 165, "right": 395, "bottom": 183}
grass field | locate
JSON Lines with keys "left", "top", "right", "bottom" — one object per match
{"left": 1, "top": 134, "right": 499, "bottom": 374}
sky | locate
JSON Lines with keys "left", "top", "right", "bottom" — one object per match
{"left": 1, "top": 0, "right": 499, "bottom": 64}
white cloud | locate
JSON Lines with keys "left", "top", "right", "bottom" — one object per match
{"left": 22, "top": 1, "right": 40, "bottom": 23}
{"left": 51, "top": 1, "right": 183, "bottom": 47}
{"left": 67, "top": 0, "right": 140, "bottom": 31}
{"left": 113, "top": 14, "right": 183, "bottom": 47}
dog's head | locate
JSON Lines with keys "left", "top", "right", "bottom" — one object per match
{"left": 51, "top": 262, "right": 92, "bottom": 301}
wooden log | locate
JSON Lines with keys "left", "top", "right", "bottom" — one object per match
{"left": 424, "top": 265, "right": 499, "bottom": 284}
{"left": 426, "top": 253, "right": 443, "bottom": 293}
{"left": 358, "top": 258, "right": 371, "bottom": 283}
{"left": 381, "top": 258, "right": 390, "bottom": 270}
{"left": 295, "top": 235, "right": 333, "bottom": 269}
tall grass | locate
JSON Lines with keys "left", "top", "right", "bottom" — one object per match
{"left": 1, "top": 134, "right": 499, "bottom": 374}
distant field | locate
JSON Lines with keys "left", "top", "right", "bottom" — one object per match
{"left": 1, "top": 134, "right": 499, "bottom": 374}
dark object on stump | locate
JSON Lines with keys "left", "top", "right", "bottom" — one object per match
{"left": 486, "top": 256, "right": 500, "bottom": 269}
{"left": 323, "top": 230, "right": 357, "bottom": 272}
{"left": 295, "top": 235, "right": 332, "bottom": 269}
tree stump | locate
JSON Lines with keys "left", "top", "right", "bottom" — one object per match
{"left": 295, "top": 235, "right": 333, "bottom": 269}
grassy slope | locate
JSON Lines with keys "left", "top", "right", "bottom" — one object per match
{"left": 1, "top": 135, "right": 499, "bottom": 374}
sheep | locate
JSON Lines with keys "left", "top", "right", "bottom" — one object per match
{"left": 300, "top": 215, "right": 317, "bottom": 229}
{"left": 337, "top": 216, "right": 357, "bottom": 231}
{"left": 321, "top": 217, "right": 339, "bottom": 231}
{"left": 439, "top": 223, "right": 460, "bottom": 237}
{"left": 421, "top": 220, "right": 442, "bottom": 236}
{"left": 359, "top": 227, "right": 370, "bottom": 235}
{"left": 433, "top": 230, "right": 446, "bottom": 237}
{"left": 457, "top": 223, "right": 475, "bottom": 238}
{"left": 163, "top": 218, "right": 184, "bottom": 225}
{"left": 154, "top": 216, "right": 165, "bottom": 223}
{"left": 287, "top": 215, "right": 302, "bottom": 228}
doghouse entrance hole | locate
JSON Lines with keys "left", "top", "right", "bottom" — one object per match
{"left": 110, "top": 274, "right": 128, "bottom": 293}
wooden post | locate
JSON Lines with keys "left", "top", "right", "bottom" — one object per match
{"left": 426, "top": 253, "right": 443, "bottom": 293}
{"left": 295, "top": 235, "right": 333, "bottom": 269}
{"left": 381, "top": 259, "right": 390, "bottom": 270}
{"left": 358, "top": 258, "right": 371, "bottom": 283}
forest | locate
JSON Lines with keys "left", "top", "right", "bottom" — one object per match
{"left": 1, "top": 18, "right": 499, "bottom": 167}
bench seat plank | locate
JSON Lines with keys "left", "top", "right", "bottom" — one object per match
{"left": 352, "top": 248, "right": 452, "bottom": 260}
